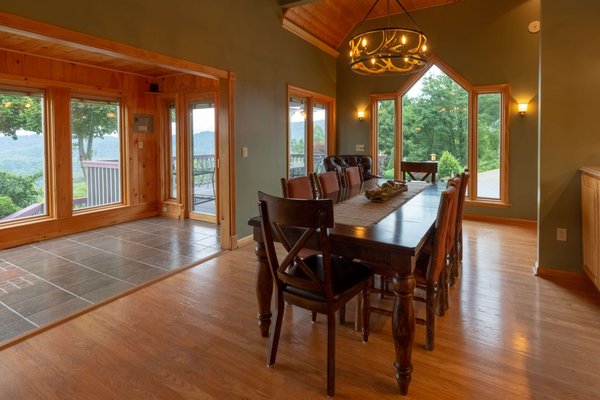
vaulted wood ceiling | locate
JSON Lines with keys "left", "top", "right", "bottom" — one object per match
{"left": 280, "top": 0, "right": 461, "bottom": 55}
{"left": 0, "top": 2, "right": 461, "bottom": 79}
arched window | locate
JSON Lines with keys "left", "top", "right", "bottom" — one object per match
{"left": 371, "top": 56, "right": 509, "bottom": 205}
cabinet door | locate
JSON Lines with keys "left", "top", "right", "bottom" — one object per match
{"left": 581, "top": 174, "right": 598, "bottom": 284}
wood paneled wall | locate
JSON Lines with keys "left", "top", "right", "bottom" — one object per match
{"left": 0, "top": 49, "right": 161, "bottom": 249}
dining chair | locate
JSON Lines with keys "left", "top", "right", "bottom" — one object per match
{"left": 314, "top": 170, "right": 341, "bottom": 197}
{"left": 281, "top": 175, "right": 316, "bottom": 199}
{"left": 454, "top": 169, "right": 470, "bottom": 279}
{"left": 362, "top": 185, "right": 456, "bottom": 351}
{"left": 413, "top": 184, "right": 456, "bottom": 350}
{"left": 439, "top": 176, "right": 460, "bottom": 313}
{"left": 401, "top": 161, "right": 438, "bottom": 183}
{"left": 258, "top": 191, "right": 373, "bottom": 396}
{"left": 344, "top": 166, "right": 362, "bottom": 187}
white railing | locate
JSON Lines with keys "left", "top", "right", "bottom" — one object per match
{"left": 81, "top": 160, "right": 120, "bottom": 207}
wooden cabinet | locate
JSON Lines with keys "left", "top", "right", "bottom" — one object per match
{"left": 581, "top": 169, "right": 600, "bottom": 290}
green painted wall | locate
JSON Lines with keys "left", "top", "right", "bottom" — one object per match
{"left": 0, "top": 0, "right": 337, "bottom": 239}
{"left": 539, "top": 0, "right": 600, "bottom": 272}
{"left": 336, "top": 0, "right": 540, "bottom": 221}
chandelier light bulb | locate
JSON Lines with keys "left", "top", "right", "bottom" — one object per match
{"left": 348, "top": 0, "right": 429, "bottom": 75}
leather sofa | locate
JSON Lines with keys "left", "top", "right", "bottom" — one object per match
{"left": 322, "top": 155, "right": 377, "bottom": 186}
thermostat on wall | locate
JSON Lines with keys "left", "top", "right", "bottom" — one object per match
{"left": 133, "top": 114, "right": 154, "bottom": 133}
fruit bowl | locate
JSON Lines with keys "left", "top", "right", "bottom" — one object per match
{"left": 364, "top": 180, "right": 407, "bottom": 202}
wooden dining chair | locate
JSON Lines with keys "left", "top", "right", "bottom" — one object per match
{"left": 314, "top": 170, "right": 341, "bottom": 197}
{"left": 258, "top": 191, "right": 373, "bottom": 396}
{"left": 439, "top": 176, "right": 460, "bottom": 312}
{"left": 413, "top": 184, "right": 456, "bottom": 350}
{"left": 401, "top": 161, "right": 438, "bottom": 183}
{"left": 344, "top": 166, "right": 362, "bottom": 187}
{"left": 280, "top": 176, "right": 316, "bottom": 199}
{"left": 454, "top": 169, "right": 470, "bottom": 278}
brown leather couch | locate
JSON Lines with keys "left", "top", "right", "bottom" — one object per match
{"left": 322, "top": 155, "right": 377, "bottom": 185}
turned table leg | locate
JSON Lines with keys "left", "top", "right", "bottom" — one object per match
{"left": 254, "top": 239, "right": 272, "bottom": 338}
{"left": 392, "top": 268, "right": 415, "bottom": 395}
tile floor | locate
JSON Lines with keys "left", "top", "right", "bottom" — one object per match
{"left": 0, "top": 217, "right": 221, "bottom": 345}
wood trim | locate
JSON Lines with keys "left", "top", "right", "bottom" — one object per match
{"left": 286, "top": 85, "right": 335, "bottom": 178}
{"left": 463, "top": 213, "right": 536, "bottom": 228}
{"left": 0, "top": 12, "right": 229, "bottom": 80}
{"left": 472, "top": 84, "right": 510, "bottom": 205}
{"left": 369, "top": 93, "right": 395, "bottom": 176}
{"left": 219, "top": 73, "right": 236, "bottom": 248}
{"left": 535, "top": 266, "right": 589, "bottom": 281}
{"left": 0, "top": 203, "right": 157, "bottom": 250}
{"left": 281, "top": 18, "right": 339, "bottom": 57}
{"left": 236, "top": 234, "right": 255, "bottom": 248}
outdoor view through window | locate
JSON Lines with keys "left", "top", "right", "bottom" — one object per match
{"left": 377, "top": 65, "right": 502, "bottom": 200}
{"left": 0, "top": 89, "right": 46, "bottom": 222}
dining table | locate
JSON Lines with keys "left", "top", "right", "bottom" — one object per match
{"left": 248, "top": 179, "right": 445, "bottom": 395}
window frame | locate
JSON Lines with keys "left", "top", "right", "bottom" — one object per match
{"left": 286, "top": 85, "right": 335, "bottom": 178}
{"left": 0, "top": 85, "right": 51, "bottom": 226}
{"left": 70, "top": 93, "right": 125, "bottom": 212}
{"left": 370, "top": 56, "right": 510, "bottom": 206}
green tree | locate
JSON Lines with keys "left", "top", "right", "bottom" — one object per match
{"left": 71, "top": 101, "right": 118, "bottom": 176}
{"left": 0, "top": 94, "right": 43, "bottom": 138}
{"left": 0, "top": 170, "right": 43, "bottom": 217}
{"left": 0, "top": 195, "right": 19, "bottom": 218}
{"left": 438, "top": 150, "right": 463, "bottom": 179}
{"left": 403, "top": 72, "right": 469, "bottom": 167}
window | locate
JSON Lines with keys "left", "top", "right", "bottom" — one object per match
{"left": 0, "top": 88, "right": 46, "bottom": 222}
{"left": 371, "top": 95, "right": 396, "bottom": 178}
{"left": 71, "top": 96, "right": 121, "bottom": 209}
{"left": 287, "top": 86, "right": 334, "bottom": 178}
{"left": 167, "top": 101, "right": 177, "bottom": 199}
{"left": 371, "top": 60, "right": 509, "bottom": 205}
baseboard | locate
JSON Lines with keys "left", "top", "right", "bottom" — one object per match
{"left": 535, "top": 265, "right": 588, "bottom": 281}
{"left": 236, "top": 234, "right": 254, "bottom": 248}
{"left": 464, "top": 213, "right": 537, "bottom": 228}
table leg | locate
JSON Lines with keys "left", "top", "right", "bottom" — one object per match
{"left": 255, "top": 239, "right": 272, "bottom": 337}
{"left": 392, "top": 270, "right": 415, "bottom": 395}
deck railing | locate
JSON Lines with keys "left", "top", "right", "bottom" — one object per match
{"left": 81, "top": 160, "right": 120, "bottom": 207}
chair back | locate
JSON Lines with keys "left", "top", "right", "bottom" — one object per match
{"left": 456, "top": 169, "right": 470, "bottom": 235}
{"left": 401, "top": 161, "right": 438, "bottom": 183}
{"left": 258, "top": 191, "right": 335, "bottom": 299}
{"left": 315, "top": 171, "right": 341, "bottom": 196}
{"left": 281, "top": 176, "right": 315, "bottom": 199}
{"left": 426, "top": 185, "right": 457, "bottom": 284}
{"left": 445, "top": 176, "right": 461, "bottom": 253}
{"left": 344, "top": 166, "right": 362, "bottom": 187}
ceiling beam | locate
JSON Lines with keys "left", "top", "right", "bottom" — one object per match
{"left": 278, "top": 0, "right": 320, "bottom": 8}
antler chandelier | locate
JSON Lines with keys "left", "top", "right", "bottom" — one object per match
{"left": 349, "top": 0, "right": 429, "bottom": 75}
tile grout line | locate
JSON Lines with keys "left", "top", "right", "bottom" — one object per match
{"left": 67, "top": 228, "right": 212, "bottom": 262}
{"left": 28, "top": 245, "right": 145, "bottom": 287}
{"left": 57, "top": 238, "right": 184, "bottom": 272}
{"left": 0, "top": 300, "right": 40, "bottom": 328}
{"left": 0, "top": 260, "right": 95, "bottom": 306}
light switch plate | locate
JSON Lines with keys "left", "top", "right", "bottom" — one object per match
{"left": 356, "top": 144, "right": 365, "bottom": 152}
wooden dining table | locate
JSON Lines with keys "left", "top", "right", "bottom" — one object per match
{"left": 248, "top": 179, "right": 445, "bottom": 395}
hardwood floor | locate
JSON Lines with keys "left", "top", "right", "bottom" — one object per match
{"left": 1, "top": 221, "right": 599, "bottom": 399}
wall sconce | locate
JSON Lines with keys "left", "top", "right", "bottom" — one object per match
{"left": 518, "top": 103, "right": 528, "bottom": 116}
{"left": 357, "top": 110, "right": 365, "bottom": 121}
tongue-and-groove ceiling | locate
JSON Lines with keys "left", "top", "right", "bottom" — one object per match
{"left": 0, "top": 1, "right": 460, "bottom": 79}
{"left": 280, "top": 0, "right": 461, "bottom": 56}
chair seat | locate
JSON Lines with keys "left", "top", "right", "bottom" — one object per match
{"left": 285, "top": 255, "right": 372, "bottom": 302}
